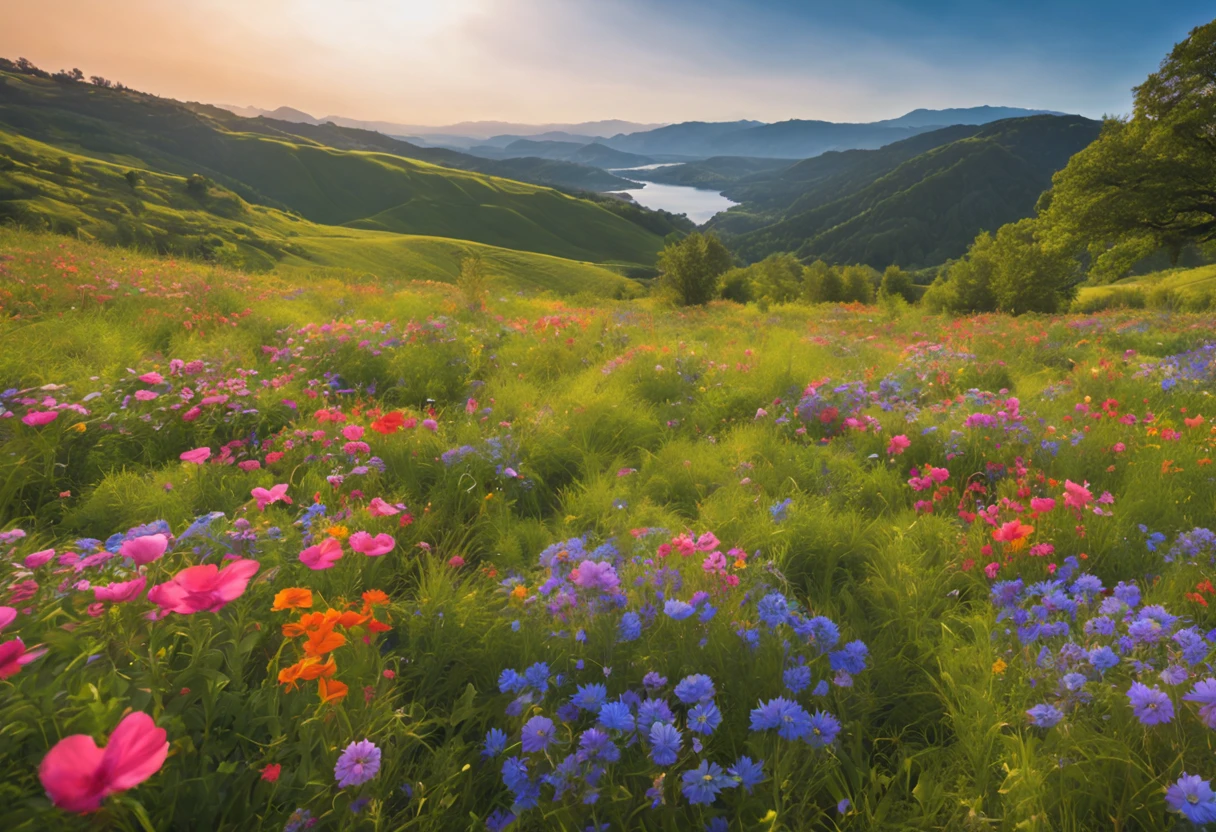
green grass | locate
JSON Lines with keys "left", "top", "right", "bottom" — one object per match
{"left": 0, "top": 70, "right": 665, "bottom": 266}
{"left": 1073, "top": 263, "right": 1216, "bottom": 312}
{"left": 0, "top": 133, "right": 638, "bottom": 296}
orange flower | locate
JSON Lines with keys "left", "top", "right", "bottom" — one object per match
{"left": 278, "top": 662, "right": 305, "bottom": 690}
{"left": 278, "top": 656, "right": 337, "bottom": 688}
{"left": 1186, "top": 415, "right": 1205, "bottom": 429}
{"left": 303, "top": 626, "right": 346, "bottom": 657}
{"left": 272, "top": 588, "right": 313, "bottom": 612}
{"left": 282, "top": 611, "right": 328, "bottom": 637}
{"left": 368, "top": 619, "right": 392, "bottom": 634}
{"left": 510, "top": 585, "right": 528, "bottom": 601}
{"left": 318, "top": 677, "right": 348, "bottom": 705}
{"left": 362, "top": 589, "right": 390, "bottom": 608}
{"left": 371, "top": 411, "right": 405, "bottom": 435}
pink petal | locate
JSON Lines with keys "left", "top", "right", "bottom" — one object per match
{"left": 40, "top": 733, "right": 107, "bottom": 813}
{"left": 100, "top": 712, "right": 168, "bottom": 793}
{"left": 0, "top": 606, "right": 15, "bottom": 631}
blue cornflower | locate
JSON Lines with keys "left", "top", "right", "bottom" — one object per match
{"left": 665, "top": 600, "right": 696, "bottom": 620}
{"left": 520, "top": 716, "right": 555, "bottom": 753}
{"left": 498, "top": 669, "right": 525, "bottom": 693}
{"left": 1088, "top": 646, "right": 1119, "bottom": 672}
{"left": 757, "top": 592, "right": 790, "bottom": 627}
{"left": 750, "top": 697, "right": 812, "bottom": 741}
{"left": 705, "top": 818, "right": 729, "bottom": 832}
{"left": 680, "top": 760, "right": 735, "bottom": 805}
{"left": 1166, "top": 773, "right": 1216, "bottom": 824}
{"left": 649, "top": 722, "right": 682, "bottom": 766}
{"left": 674, "top": 674, "right": 715, "bottom": 705}
{"left": 698, "top": 603, "right": 717, "bottom": 622}
{"left": 687, "top": 700, "right": 722, "bottom": 735}
{"left": 812, "top": 680, "right": 829, "bottom": 696}
{"left": 485, "top": 809, "right": 516, "bottom": 832}
{"left": 618, "top": 612, "right": 642, "bottom": 642}
{"left": 1060, "top": 673, "right": 1087, "bottom": 693}
{"left": 598, "top": 701, "right": 635, "bottom": 733}
{"left": 1175, "top": 627, "right": 1209, "bottom": 666}
{"left": 1026, "top": 704, "right": 1063, "bottom": 728}
{"left": 829, "top": 641, "right": 868, "bottom": 674}
{"left": 643, "top": 672, "right": 667, "bottom": 692}
{"left": 638, "top": 698, "right": 674, "bottom": 734}
{"left": 482, "top": 728, "right": 508, "bottom": 758}
{"left": 769, "top": 499, "right": 792, "bottom": 523}
{"left": 576, "top": 728, "right": 620, "bottom": 764}
{"left": 572, "top": 683, "right": 607, "bottom": 712}
{"left": 1127, "top": 682, "right": 1174, "bottom": 725}
{"left": 805, "top": 710, "right": 841, "bottom": 747}
{"left": 728, "top": 756, "right": 765, "bottom": 793}
{"left": 524, "top": 662, "right": 550, "bottom": 693}
{"left": 1160, "top": 665, "right": 1189, "bottom": 686}
{"left": 783, "top": 664, "right": 812, "bottom": 694}
{"left": 501, "top": 757, "right": 539, "bottom": 810}
{"left": 804, "top": 616, "right": 840, "bottom": 652}
{"left": 1184, "top": 678, "right": 1216, "bottom": 728}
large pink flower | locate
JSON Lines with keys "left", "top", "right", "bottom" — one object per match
{"left": 251, "top": 484, "right": 292, "bottom": 511}
{"left": 138, "top": 372, "right": 164, "bottom": 385}
{"left": 121, "top": 534, "right": 168, "bottom": 566}
{"left": 180, "top": 447, "right": 211, "bottom": 464}
{"left": 0, "top": 606, "right": 16, "bottom": 631}
{"left": 349, "top": 532, "right": 395, "bottom": 557}
{"left": 94, "top": 576, "right": 147, "bottom": 603}
{"left": 39, "top": 711, "right": 168, "bottom": 813}
{"left": 368, "top": 497, "right": 399, "bottom": 517}
{"left": 22, "top": 411, "right": 59, "bottom": 427}
{"left": 0, "top": 637, "right": 46, "bottom": 679}
{"left": 1030, "top": 497, "right": 1056, "bottom": 513}
{"left": 23, "top": 548, "right": 56, "bottom": 568}
{"left": 299, "top": 537, "right": 344, "bottom": 570}
{"left": 1062, "top": 480, "right": 1093, "bottom": 511}
{"left": 147, "top": 559, "right": 259, "bottom": 614}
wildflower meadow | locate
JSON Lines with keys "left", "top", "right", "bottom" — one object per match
{"left": 4, "top": 227, "right": 1216, "bottom": 830}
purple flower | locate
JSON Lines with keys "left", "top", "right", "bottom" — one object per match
{"left": 674, "top": 674, "right": 715, "bottom": 705}
{"left": 1183, "top": 678, "right": 1216, "bottom": 728}
{"left": 334, "top": 739, "right": 381, "bottom": 788}
{"left": 521, "top": 716, "right": 556, "bottom": 753}
{"left": 1166, "top": 773, "right": 1216, "bottom": 824}
{"left": 681, "top": 759, "right": 735, "bottom": 805}
{"left": 576, "top": 728, "right": 620, "bottom": 763}
{"left": 572, "top": 683, "right": 607, "bottom": 712}
{"left": 1127, "top": 682, "right": 1174, "bottom": 725}
{"left": 688, "top": 700, "right": 722, "bottom": 735}
{"left": 572, "top": 560, "right": 620, "bottom": 594}
{"left": 649, "top": 722, "right": 681, "bottom": 766}
{"left": 665, "top": 600, "right": 696, "bottom": 620}
{"left": 728, "top": 756, "right": 765, "bottom": 793}
{"left": 806, "top": 710, "right": 841, "bottom": 747}
{"left": 1026, "top": 704, "right": 1063, "bottom": 728}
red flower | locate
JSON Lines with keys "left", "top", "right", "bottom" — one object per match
{"left": 260, "top": 764, "right": 281, "bottom": 782}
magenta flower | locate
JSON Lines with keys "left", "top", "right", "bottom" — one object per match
{"left": 886, "top": 434, "right": 910, "bottom": 455}
{"left": 349, "top": 532, "right": 395, "bottom": 557}
{"left": 146, "top": 559, "right": 259, "bottom": 614}
{"left": 0, "top": 606, "right": 16, "bottom": 631}
{"left": 251, "top": 484, "right": 292, "bottom": 511}
{"left": 23, "top": 549, "right": 56, "bottom": 569}
{"left": 121, "top": 534, "right": 168, "bottom": 566}
{"left": 138, "top": 372, "right": 164, "bottom": 384}
{"left": 22, "top": 411, "right": 58, "bottom": 427}
{"left": 571, "top": 560, "right": 620, "bottom": 593}
{"left": 299, "top": 538, "right": 344, "bottom": 570}
{"left": 367, "top": 497, "right": 399, "bottom": 517}
{"left": 94, "top": 576, "right": 147, "bottom": 603}
{"left": 180, "top": 447, "right": 211, "bottom": 464}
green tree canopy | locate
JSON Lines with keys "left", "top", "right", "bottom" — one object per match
{"left": 657, "top": 232, "right": 733, "bottom": 306}
{"left": 1039, "top": 19, "right": 1216, "bottom": 279}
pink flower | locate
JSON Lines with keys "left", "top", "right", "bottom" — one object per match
{"left": 94, "top": 576, "right": 147, "bottom": 603}
{"left": 22, "top": 411, "right": 58, "bottom": 427}
{"left": 299, "top": 538, "right": 344, "bottom": 570}
{"left": 886, "top": 434, "right": 910, "bottom": 455}
{"left": 138, "top": 372, "right": 164, "bottom": 385}
{"left": 992, "top": 521, "right": 1034, "bottom": 543}
{"left": 24, "top": 548, "right": 56, "bottom": 569}
{"left": 984, "top": 562, "right": 1001, "bottom": 579}
{"left": 1030, "top": 497, "right": 1056, "bottom": 513}
{"left": 87, "top": 602, "right": 105, "bottom": 617}
{"left": 695, "top": 532, "right": 720, "bottom": 552}
{"left": 349, "top": 532, "right": 395, "bottom": 557}
{"left": 0, "top": 637, "right": 46, "bottom": 679}
{"left": 121, "top": 534, "right": 169, "bottom": 566}
{"left": 265, "top": 451, "right": 284, "bottom": 464}
{"left": 147, "top": 559, "right": 259, "bottom": 614}
{"left": 251, "top": 483, "right": 292, "bottom": 511}
{"left": 342, "top": 425, "right": 365, "bottom": 441}
{"left": 180, "top": 447, "right": 211, "bottom": 464}
{"left": 39, "top": 711, "right": 168, "bottom": 813}
{"left": 237, "top": 460, "right": 261, "bottom": 472}
{"left": 465, "top": 398, "right": 478, "bottom": 414}
{"left": 181, "top": 406, "right": 202, "bottom": 422}
{"left": 1062, "top": 480, "right": 1093, "bottom": 511}
{"left": 447, "top": 555, "right": 466, "bottom": 568}
{"left": 8, "top": 579, "right": 38, "bottom": 603}
{"left": 1112, "top": 442, "right": 1126, "bottom": 453}
{"left": 133, "top": 390, "right": 158, "bottom": 402}
{"left": 422, "top": 418, "right": 438, "bottom": 432}
{"left": 754, "top": 408, "right": 768, "bottom": 419}
{"left": 368, "top": 497, "right": 399, "bottom": 517}
{"left": 0, "top": 606, "right": 15, "bottom": 630}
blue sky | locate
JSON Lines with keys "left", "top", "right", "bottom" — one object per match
{"left": 2, "top": 0, "right": 1210, "bottom": 125}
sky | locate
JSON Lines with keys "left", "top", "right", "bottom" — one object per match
{"left": 2, "top": 0, "right": 1211, "bottom": 128}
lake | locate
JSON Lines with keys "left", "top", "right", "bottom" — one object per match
{"left": 610, "top": 166, "right": 738, "bottom": 224}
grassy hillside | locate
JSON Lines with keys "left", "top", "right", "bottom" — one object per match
{"left": 0, "top": 69, "right": 664, "bottom": 266}
{"left": 0, "top": 134, "right": 636, "bottom": 297}
{"left": 716, "top": 115, "right": 1101, "bottom": 268}
{"left": 1073, "top": 263, "right": 1216, "bottom": 311}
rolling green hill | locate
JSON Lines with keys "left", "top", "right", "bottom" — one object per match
{"left": 0, "top": 68, "right": 664, "bottom": 266}
{"left": 710, "top": 116, "right": 1100, "bottom": 268}
{"left": 0, "top": 129, "right": 636, "bottom": 296}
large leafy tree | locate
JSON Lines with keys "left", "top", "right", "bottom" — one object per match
{"left": 1040, "top": 19, "right": 1216, "bottom": 279}
{"left": 657, "top": 232, "right": 733, "bottom": 306}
